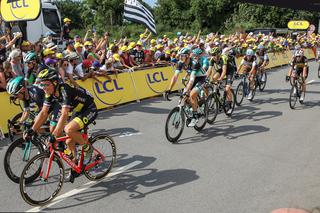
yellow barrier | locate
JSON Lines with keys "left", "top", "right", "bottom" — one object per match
{"left": 0, "top": 49, "right": 316, "bottom": 134}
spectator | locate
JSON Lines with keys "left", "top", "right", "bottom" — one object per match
{"left": 9, "top": 48, "right": 24, "bottom": 77}
{"left": 74, "top": 42, "right": 84, "bottom": 63}
{"left": 62, "top": 18, "right": 72, "bottom": 40}
{"left": 91, "top": 61, "right": 111, "bottom": 80}
{"left": 83, "top": 41, "right": 94, "bottom": 59}
{"left": 42, "top": 32, "right": 54, "bottom": 44}
{"left": 120, "top": 46, "right": 135, "bottom": 68}
{"left": 154, "top": 44, "right": 165, "bottom": 62}
{"left": 74, "top": 35, "right": 81, "bottom": 44}
{"left": 63, "top": 40, "right": 75, "bottom": 56}
{"left": 0, "top": 61, "right": 15, "bottom": 91}
{"left": 65, "top": 52, "right": 80, "bottom": 88}
{"left": 131, "top": 41, "right": 144, "bottom": 66}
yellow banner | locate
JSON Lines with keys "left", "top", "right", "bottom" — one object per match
{"left": 1, "top": 0, "right": 41, "bottom": 22}
{"left": 288, "top": 20, "right": 310, "bottom": 30}
{"left": 0, "top": 93, "right": 22, "bottom": 134}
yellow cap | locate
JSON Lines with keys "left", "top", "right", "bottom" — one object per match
{"left": 174, "top": 38, "right": 178, "bottom": 43}
{"left": 156, "top": 44, "right": 164, "bottom": 49}
{"left": 165, "top": 50, "right": 171, "bottom": 54}
{"left": 56, "top": 53, "right": 63, "bottom": 59}
{"left": 129, "top": 42, "right": 136, "bottom": 47}
{"left": 136, "top": 41, "right": 143, "bottom": 46}
{"left": 150, "top": 47, "right": 156, "bottom": 52}
{"left": 63, "top": 18, "right": 71, "bottom": 23}
{"left": 21, "top": 41, "right": 30, "bottom": 46}
{"left": 113, "top": 53, "right": 120, "bottom": 61}
{"left": 74, "top": 42, "right": 83, "bottom": 49}
{"left": 109, "top": 43, "right": 114, "bottom": 49}
{"left": 84, "top": 41, "right": 93, "bottom": 46}
{"left": 151, "top": 39, "right": 156, "bottom": 44}
{"left": 140, "top": 34, "right": 145, "bottom": 39}
{"left": 43, "top": 48, "right": 55, "bottom": 56}
{"left": 121, "top": 46, "right": 128, "bottom": 52}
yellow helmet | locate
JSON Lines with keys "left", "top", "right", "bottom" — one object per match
{"left": 151, "top": 39, "right": 156, "bottom": 44}
{"left": 56, "top": 53, "right": 63, "bottom": 59}
{"left": 63, "top": 18, "right": 71, "bottom": 23}
{"left": 120, "top": 46, "right": 128, "bottom": 52}
{"left": 113, "top": 54, "right": 120, "bottom": 61}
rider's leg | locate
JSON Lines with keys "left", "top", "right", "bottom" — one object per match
{"left": 168, "top": 72, "right": 180, "bottom": 92}
{"left": 190, "top": 88, "right": 199, "bottom": 112}
{"left": 65, "top": 120, "right": 85, "bottom": 159}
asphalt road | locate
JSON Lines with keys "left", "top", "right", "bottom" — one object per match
{"left": 1, "top": 62, "right": 320, "bottom": 213}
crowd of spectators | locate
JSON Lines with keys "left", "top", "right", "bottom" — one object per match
{"left": 0, "top": 17, "right": 319, "bottom": 92}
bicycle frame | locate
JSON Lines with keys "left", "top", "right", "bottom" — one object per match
{"left": 40, "top": 133, "right": 106, "bottom": 181}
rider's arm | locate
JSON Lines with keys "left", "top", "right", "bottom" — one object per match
{"left": 52, "top": 106, "right": 69, "bottom": 137}
{"left": 185, "top": 72, "right": 195, "bottom": 94}
{"left": 218, "top": 64, "right": 227, "bottom": 81}
{"left": 32, "top": 105, "right": 50, "bottom": 132}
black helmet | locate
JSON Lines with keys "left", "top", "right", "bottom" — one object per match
{"left": 36, "top": 68, "right": 58, "bottom": 82}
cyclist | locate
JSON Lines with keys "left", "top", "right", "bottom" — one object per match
{"left": 183, "top": 48, "right": 207, "bottom": 127}
{"left": 237, "top": 49, "right": 258, "bottom": 100}
{"left": 164, "top": 48, "right": 190, "bottom": 101}
{"left": 24, "top": 68, "right": 98, "bottom": 165}
{"left": 23, "top": 51, "right": 39, "bottom": 85}
{"left": 288, "top": 49, "right": 308, "bottom": 102}
{"left": 207, "top": 47, "right": 234, "bottom": 115}
{"left": 6, "top": 76, "right": 45, "bottom": 129}
{"left": 255, "top": 44, "right": 269, "bottom": 82}
{"left": 286, "top": 45, "right": 301, "bottom": 82}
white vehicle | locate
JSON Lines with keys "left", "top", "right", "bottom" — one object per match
{"left": 5, "top": 0, "right": 62, "bottom": 43}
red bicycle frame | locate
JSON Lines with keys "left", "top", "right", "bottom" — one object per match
{"left": 39, "top": 132, "right": 106, "bottom": 180}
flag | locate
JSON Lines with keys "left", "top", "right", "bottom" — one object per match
{"left": 124, "top": 0, "right": 156, "bottom": 34}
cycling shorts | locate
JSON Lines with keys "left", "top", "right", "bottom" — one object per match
{"left": 71, "top": 103, "right": 98, "bottom": 130}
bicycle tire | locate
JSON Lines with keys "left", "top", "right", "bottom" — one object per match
{"left": 259, "top": 72, "right": 267, "bottom": 92}
{"left": 235, "top": 82, "right": 244, "bottom": 106}
{"left": 20, "top": 152, "right": 64, "bottom": 206}
{"left": 84, "top": 134, "right": 117, "bottom": 181}
{"left": 194, "top": 99, "right": 208, "bottom": 132}
{"left": 206, "top": 93, "right": 219, "bottom": 124}
{"left": 289, "top": 85, "right": 298, "bottom": 109}
{"left": 7, "top": 112, "right": 23, "bottom": 142}
{"left": 165, "top": 107, "right": 185, "bottom": 143}
{"left": 249, "top": 82, "right": 257, "bottom": 102}
{"left": 223, "top": 89, "right": 236, "bottom": 117}
{"left": 4, "top": 137, "right": 43, "bottom": 184}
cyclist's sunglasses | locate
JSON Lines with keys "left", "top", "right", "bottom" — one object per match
{"left": 39, "top": 82, "right": 51, "bottom": 89}
{"left": 211, "top": 53, "right": 219, "bottom": 56}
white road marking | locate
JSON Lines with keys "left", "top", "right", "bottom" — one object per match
{"left": 26, "top": 160, "right": 143, "bottom": 212}
{"left": 119, "top": 132, "right": 142, "bottom": 138}
{"left": 306, "top": 79, "right": 316, "bottom": 85}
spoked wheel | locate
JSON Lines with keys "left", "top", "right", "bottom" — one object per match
{"left": 259, "top": 72, "right": 267, "bottom": 92}
{"left": 20, "top": 152, "right": 65, "bottom": 206}
{"left": 165, "top": 107, "right": 185, "bottom": 143}
{"left": 7, "top": 112, "right": 23, "bottom": 142}
{"left": 4, "top": 137, "right": 44, "bottom": 184}
{"left": 84, "top": 134, "right": 117, "bottom": 181}
{"left": 248, "top": 82, "right": 257, "bottom": 102}
{"left": 206, "top": 94, "right": 219, "bottom": 124}
{"left": 289, "top": 85, "right": 298, "bottom": 109}
{"left": 194, "top": 99, "right": 208, "bottom": 132}
{"left": 222, "top": 90, "right": 236, "bottom": 117}
{"left": 235, "top": 82, "right": 244, "bottom": 106}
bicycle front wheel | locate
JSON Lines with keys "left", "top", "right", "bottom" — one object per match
{"left": 4, "top": 137, "right": 43, "bottom": 184}
{"left": 223, "top": 90, "right": 236, "bottom": 117}
{"left": 206, "top": 94, "right": 219, "bottom": 124}
{"left": 165, "top": 107, "right": 185, "bottom": 143}
{"left": 84, "top": 134, "right": 117, "bottom": 181}
{"left": 235, "top": 82, "right": 244, "bottom": 106}
{"left": 194, "top": 99, "right": 208, "bottom": 132}
{"left": 259, "top": 72, "right": 267, "bottom": 92}
{"left": 289, "top": 86, "right": 298, "bottom": 109}
{"left": 20, "top": 152, "right": 64, "bottom": 206}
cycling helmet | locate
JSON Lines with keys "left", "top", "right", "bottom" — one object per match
{"left": 179, "top": 47, "right": 190, "bottom": 55}
{"left": 192, "top": 48, "right": 202, "bottom": 56}
{"left": 257, "top": 44, "right": 264, "bottom": 50}
{"left": 295, "top": 49, "right": 304, "bottom": 57}
{"left": 6, "top": 76, "right": 25, "bottom": 95}
{"left": 36, "top": 68, "right": 58, "bottom": 82}
{"left": 246, "top": 49, "right": 254, "bottom": 56}
{"left": 210, "top": 47, "right": 220, "bottom": 55}
{"left": 24, "top": 51, "right": 37, "bottom": 63}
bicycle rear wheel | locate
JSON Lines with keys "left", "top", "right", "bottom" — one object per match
{"left": 20, "top": 152, "right": 64, "bottom": 206}
{"left": 289, "top": 85, "right": 298, "bottom": 109}
{"left": 206, "top": 94, "right": 219, "bottom": 124}
{"left": 165, "top": 107, "right": 185, "bottom": 143}
{"left": 84, "top": 134, "right": 117, "bottom": 181}
{"left": 194, "top": 99, "right": 208, "bottom": 132}
{"left": 235, "top": 82, "right": 244, "bottom": 106}
{"left": 4, "top": 137, "right": 43, "bottom": 184}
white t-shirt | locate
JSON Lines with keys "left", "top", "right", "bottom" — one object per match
{"left": 65, "top": 63, "right": 74, "bottom": 75}
{"left": 74, "top": 63, "right": 84, "bottom": 78}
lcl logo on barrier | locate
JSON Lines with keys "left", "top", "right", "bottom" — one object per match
{"left": 145, "top": 71, "right": 168, "bottom": 94}
{"left": 92, "top": 79, "right": 124, "bottom": 106}
{"left": 9, "top": 0, "right": 29, "bottom": 8}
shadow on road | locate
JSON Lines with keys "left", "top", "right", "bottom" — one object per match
{"left": 46, "top": 154, "right": 199, "bottom": 211}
